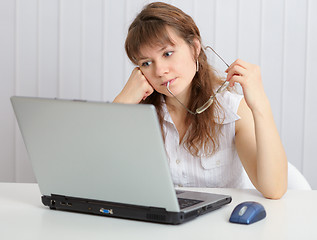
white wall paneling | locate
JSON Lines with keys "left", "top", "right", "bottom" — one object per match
{"left": 0, "top": 0, "right": 16, "bottom": 182}
{"left": 303, "top": 0, "right": 317, "bottom": 190}
{"left": 1, "top": 0, "right": 316, "bottom": 189}
{"left": 282, "top": 0, "right": 307, "bottom": 173}
{"left": 261, "top": 0, "right": 284, "bottom": 133}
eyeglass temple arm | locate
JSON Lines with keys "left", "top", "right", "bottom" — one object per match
{"left": 205, "top": 46, "right": 230, "bottom": 68}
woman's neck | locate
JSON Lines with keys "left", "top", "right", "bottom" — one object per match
{"left": 165, "top": 94, "right": 190, "bottom": 144}
{"left": 165, "top": 83, "right": 191, "bottom": 114}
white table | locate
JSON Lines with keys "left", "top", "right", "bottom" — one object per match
{"left": 1, "top": 183, "right": 316, "bottom": 240}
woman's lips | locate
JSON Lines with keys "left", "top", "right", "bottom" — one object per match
{"left": 163, "top": 78, "right": 176, "bottom": 86}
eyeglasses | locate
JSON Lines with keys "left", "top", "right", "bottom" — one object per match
{"left": 166, "top": 46, "right": 230, "bottom": 115}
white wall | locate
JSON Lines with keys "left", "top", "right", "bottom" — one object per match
{"left": 1, "top": 0, "right": 316, "bottom": 189}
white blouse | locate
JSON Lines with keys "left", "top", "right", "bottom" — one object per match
{"left": 162, "top": 91, "right": 253, "bottom": 189}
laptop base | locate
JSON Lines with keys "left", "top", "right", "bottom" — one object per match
{"left": 42, "top": 194, "right": 231, "bottom": 225}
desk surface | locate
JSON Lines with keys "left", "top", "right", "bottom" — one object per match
{"left": 1, "top": 183, "right": 316, "bottom": 240}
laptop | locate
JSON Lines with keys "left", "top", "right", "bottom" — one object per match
{"left": 11, "top": 96, "right": 232, "bottom": 224}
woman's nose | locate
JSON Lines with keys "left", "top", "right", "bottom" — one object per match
{"left": 154, "top": 61, "right": 169, "bottom": 77}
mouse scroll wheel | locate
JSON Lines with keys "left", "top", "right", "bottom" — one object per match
{"left": 238, "top": 206, "right": 248, "bottom": 216}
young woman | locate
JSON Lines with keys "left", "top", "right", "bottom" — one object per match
{"left": 114, "top": 2, "right": 287, "bottom": 199}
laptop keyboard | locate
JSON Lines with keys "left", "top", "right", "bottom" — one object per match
{"left": 177, "top": 198, "right": 203, "bottom": 209}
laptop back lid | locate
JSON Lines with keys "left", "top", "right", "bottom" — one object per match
{"left": 11, "top": 96, "right": 180, "bottom": 212}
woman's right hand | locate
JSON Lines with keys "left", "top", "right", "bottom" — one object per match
{"left": 113, "top": 67, "right": 154, "bottom": 104}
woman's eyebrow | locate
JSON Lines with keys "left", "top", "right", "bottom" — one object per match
{"left": 138, "top": 55, "right": 150, "bottom": 61}
{"left": 138, "top": 46, "right": 170, "bottom": 61}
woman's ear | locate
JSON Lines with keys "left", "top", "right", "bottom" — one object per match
{"left": 193, "top": 38, "right": 201, "bottom": 59}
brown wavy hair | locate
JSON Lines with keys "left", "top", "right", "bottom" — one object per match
{"left": 125, "top": 2, "right": 225, "bottom": 157}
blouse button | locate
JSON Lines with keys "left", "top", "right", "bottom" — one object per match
{"left": 176, "top": 159, "right": 181, "bottom": 164}
{"left": 216, "top": 160, "right": 221, "bottom": 166}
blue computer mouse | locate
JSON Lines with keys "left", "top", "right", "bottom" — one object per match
{"left": 229, "top": 201, "right": 266, "bottom": 224}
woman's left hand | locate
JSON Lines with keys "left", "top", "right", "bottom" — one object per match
{"left": 225, "top": 59, "right": 267, "bottom": 112}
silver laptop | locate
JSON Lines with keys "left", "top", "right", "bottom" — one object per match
{"left": 11, "top": 96, "right": 231, "bottom": 224}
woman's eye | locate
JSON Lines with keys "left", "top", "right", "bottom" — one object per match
{"left": 164, "top": 51, "right": 173, "bottom": 57}
{"left": 141, "top": 61, "right": 152, "bottom": 67}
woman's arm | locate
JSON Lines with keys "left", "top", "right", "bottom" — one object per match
{"left": 235, "top": 98, "right": 287, "bottom": 199}
{"left": 227, "top": 59, "right": 288, "bottom": 199}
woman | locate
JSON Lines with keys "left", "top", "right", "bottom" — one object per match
{"left": 114, "top": 2, "right": 287, "bottom": 199}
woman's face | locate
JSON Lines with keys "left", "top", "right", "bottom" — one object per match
{"left": 138, "top": 27, "right": 199, "bottom": 103}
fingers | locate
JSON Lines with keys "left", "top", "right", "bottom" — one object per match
{"left": 224, "top": 59, "right": 265, "bottom": 112}
{"left": 132, "top": 67, "right": 146, "bottom": 80}
{"left": 134, "top": 67, "right": 154, "bottom": 100}
{"left": 131, "top": 67, "right": 154, "bottom": 101}
{"left": 226, "top": 64, "right": 247, "bottom": 87}
{"left": 225, "top": 59, "right": 250, "bottom": 72}
{"left": 114, "top": 67, "right": 154, "bottom": 104}
{"left": 142, "top": 83, "right": 154, "bottom": 100}
{"left": 225, "top": 59, "right": 259, "bottom": 87}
